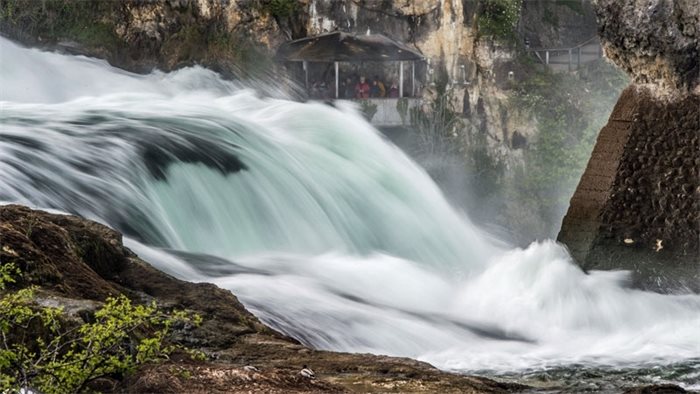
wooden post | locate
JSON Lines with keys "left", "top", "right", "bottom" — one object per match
{"left": 568, "top": 49, "right": 573, "bottom": 72}
{"left": 411, "top": 61, "right": 415, "bottom": 97}
{"left": 399, "top": 61, "right": 404, "bottom": 98}
{"left": 334, "top": 61, "right": 339, "bottom": 99}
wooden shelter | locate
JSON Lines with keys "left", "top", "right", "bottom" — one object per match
{"left": 276, "top": 31, "right": 424, "bottom": 98}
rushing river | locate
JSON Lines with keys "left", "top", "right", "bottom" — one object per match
{"left": 1, "top": 38, "right": 698, "bottom": 390}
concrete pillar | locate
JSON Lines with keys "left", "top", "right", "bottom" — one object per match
{"left": 303, "top": 61, "right": 308, "bottom": 90}
{"left": 399, "top": 61, "right": 404, "bottom": 98}
{"left": 334, "top": 61, "right": 339, "bottom": 99}
{"left": 411, "top": 61, "right": 415, "bottom": 97}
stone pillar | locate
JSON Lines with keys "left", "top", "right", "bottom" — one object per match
{"left": 558, "top": 86, "right": 699, "bottom": 292}
{"left": 558, "top": 0, "right": 699, "bottom": 292}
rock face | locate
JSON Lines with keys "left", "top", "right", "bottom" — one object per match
{"left": 0, "top": 204, "right": 522, "bottom": 393}
{"left": 558, "top": 0, "right": 699, "bottom": 291}
{"left": 595, "top": 0, "right": 699, "bottom": 93}
{"left": 0, "top": 0, "right": 284, "bottom": 78}
{"left": 558, "top": 86, "right": 699, "bottom": 291}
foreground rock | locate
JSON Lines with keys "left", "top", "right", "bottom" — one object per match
{"left": 558, "top": 0, "right": 699, "bottom": 292}
{"left": 0, "top": 204, "right": 522, "bottom": 393}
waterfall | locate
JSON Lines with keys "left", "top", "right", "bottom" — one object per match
{"left": 1, "top": 37, "right": 698, "bottom": 385}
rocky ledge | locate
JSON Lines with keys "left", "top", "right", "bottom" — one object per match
{"left": 0, "top": 204, "right": 523, "bottom": 393}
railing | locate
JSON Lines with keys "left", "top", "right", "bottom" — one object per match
{"left": 528, "top": 36, "right": 603, "bottom": 72}
{"left": 344, "top": 97, "right": 422, "bottom": 127}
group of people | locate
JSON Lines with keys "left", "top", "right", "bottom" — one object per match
{"left": 348, "top": 75, "right": 399, "bottom": 99}
{"left": 309, "top": 75, "right": 400, "bottom": 100}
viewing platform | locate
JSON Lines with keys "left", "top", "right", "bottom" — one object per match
{"left": 352, "top": 97, "right": 422, "bottom": 127}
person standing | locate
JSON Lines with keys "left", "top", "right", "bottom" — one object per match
{"left": 388, "top": 80, "right": 399, "bottom": 98}
{"left": 355, "top": 75, "right": 370, "bottom": 99}
{"left": 343, "top": 77, "right": 355, "bottom": 99}
{"left": 374, "top": 75, "right": 386, "bottom": 97}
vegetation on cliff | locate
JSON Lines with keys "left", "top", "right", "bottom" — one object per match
{"left": 507, "top": 58, "right": 629, "bottom": 235}
{"left": 0, "top": 262, "right": 202, "bottom": 393}
{"left": 0, "top": 0, "right": 275, "bottom": 78}
{"left": 477, "top": 0, "right": 523, "bottom": 42}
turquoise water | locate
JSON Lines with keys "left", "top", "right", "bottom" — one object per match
{"left": 1, "top": 37, "right": 699, "bottom": 391}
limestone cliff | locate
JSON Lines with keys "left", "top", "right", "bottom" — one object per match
{"left": 558, "top": 0, "right": 699, "bottom": 291}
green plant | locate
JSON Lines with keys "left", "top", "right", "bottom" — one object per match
{"left": 0, "top": 0, "right": 121, "bottom": 50}
{"left": 0, "top": 263, "right": 202, "bottom": 394}
{"left": 257, "top": 0, "right": 300, "bottom": 19}
{"left": 477, "top": 0, "right": 523, "bottom": 42}
{"left": 359, "top": 100, "right": 378, "bottom": 121}
{"left": 396, "top": 97, "right": 409, "bottom": 125}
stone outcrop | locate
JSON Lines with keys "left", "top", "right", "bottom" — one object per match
{"left": 594, "top": 0, "right": 699, "bottom": 93}
{"left": 0, "top": 204, "right": 523, "bottom": 393}
{"left": 558, "top": 0, "right": 699, "bottom": 291}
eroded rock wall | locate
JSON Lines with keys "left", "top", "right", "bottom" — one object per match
{"left": 558, "top": 0, "right": 700, "bottom": 291}
{"left": 558, "top": 86, "right": 700, "bottom": 291}
{"left": 595, "top": 0, "right": 699, "bottom": 93}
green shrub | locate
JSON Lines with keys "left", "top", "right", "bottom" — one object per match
{"left": 257, "top": 0, "right": 300, "bottom": 19}
{"left": 0, "top": 263, "right": 202, "bottom": 394}
{"left": 396, "top": 97, "right": 409, "bottom": 125}
{"left": 477, "top": 0, "right": 523, "bottom": 42}
{"left": 359, "top": 100, "right": 378, "bottom": 121}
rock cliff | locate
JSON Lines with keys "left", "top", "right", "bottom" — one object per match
{"left": 558, "top": 0, "right": 699, "bottom": 291}
{"left": 595, "top": 0, "right": 699, "bottom": 93}
{"left": 0, "top": 0, "right": 285, "bottom": 77}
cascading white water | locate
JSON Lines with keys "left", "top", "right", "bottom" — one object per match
{"left": 1, "top": 38, "right": 699, "bottom": 388}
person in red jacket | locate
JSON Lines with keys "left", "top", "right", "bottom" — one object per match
{"left": 355, "top": 75, "right": 370, "bottom": 99}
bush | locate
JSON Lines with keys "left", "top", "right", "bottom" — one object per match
{"left": 0, "top": 263, "right": 202, "bottom": 394}
{"left": 359, "top": 100, "right": 378, "bottom": 121}
{"left": 477, "top": 0, "right": 523, "bottom": 42}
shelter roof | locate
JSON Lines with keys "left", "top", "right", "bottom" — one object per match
{"left": 276, "top": 31, "right": 424, "bottom": 62}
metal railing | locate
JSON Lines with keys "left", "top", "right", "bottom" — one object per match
{"left": 528, "top": 36, "right": 603, "bottom": 72}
